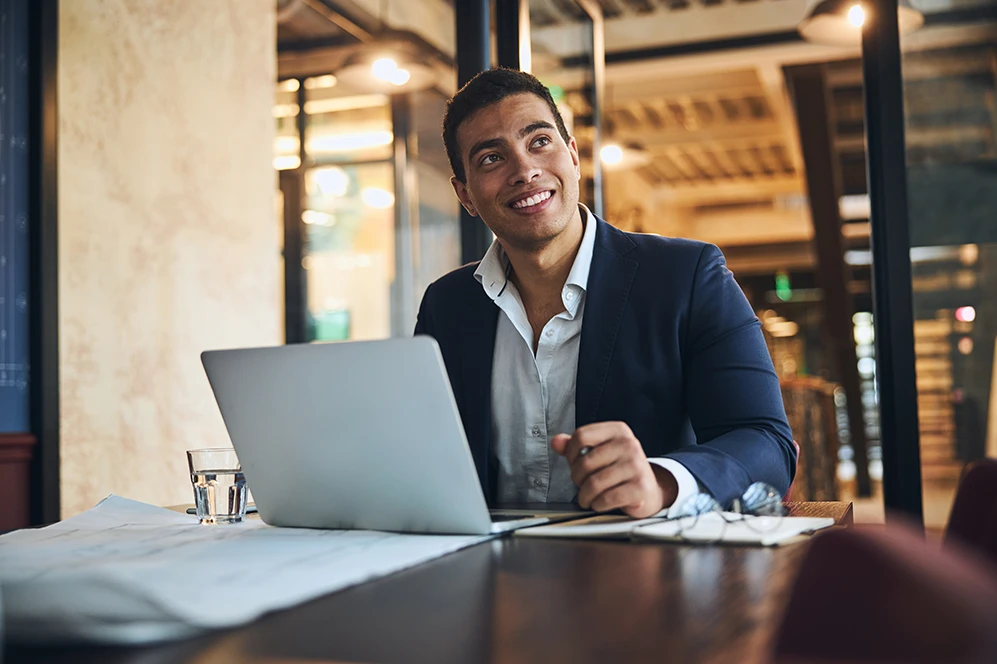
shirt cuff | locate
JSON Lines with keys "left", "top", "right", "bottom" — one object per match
{"left": 648, "top": 457, "right": 707, "bottom": 518}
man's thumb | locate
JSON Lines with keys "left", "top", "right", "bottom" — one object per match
{"left": 550, "top": 433, "right": 571, "bottom": 455}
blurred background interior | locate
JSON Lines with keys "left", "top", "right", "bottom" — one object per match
{"left": 2, "top": 0, "right": 996, "bottom": 537}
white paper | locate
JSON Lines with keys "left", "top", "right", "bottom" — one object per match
{"left": 0, "top": 496, "right": 490, "bottom": 644}
{"left": 515, "top": 512, "right": 836, "bottom": 545}
{"left": 632, "top": 512, "right": 836, "bottom": 546}
{"left": 513, "top": 514, "right": 668, "bottom": 539}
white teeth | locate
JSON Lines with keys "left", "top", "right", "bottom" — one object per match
{"left": 513, "top": 191, "right": 551, "bottom": 209}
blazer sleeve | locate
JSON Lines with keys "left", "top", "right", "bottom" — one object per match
{"left": 662, "top": 244, "right": 797, "bottom": 505}
{"left": 414, "top": 282, "right": 436, "bottom": 338}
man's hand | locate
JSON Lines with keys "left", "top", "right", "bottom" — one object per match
{"left": 551, "top": 422, "right": 679, "bottom": 519}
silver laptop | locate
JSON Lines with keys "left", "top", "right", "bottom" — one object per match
{"left": 201, "top": 337, "right": 585, "bottom": 535}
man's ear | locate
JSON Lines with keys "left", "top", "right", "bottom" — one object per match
{"left": 568, "top": 137, "right": 581, "bottom": 180}
{"left": 451, "top": 176, "right": 478, "bottom": 217}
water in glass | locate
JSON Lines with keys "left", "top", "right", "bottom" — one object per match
{"left": 191, "top": 469, "right": 247, "bottom": 524}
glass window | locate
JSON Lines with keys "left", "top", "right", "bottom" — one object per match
{"left": 298, "top": 81, "right": 395, "bottom": 342}
{"left": 410, "top": 88, "right": 461, "bottom": 307}
{"left": 275, "top": 66, "right": 460, "bottom": 341}
{"left": 303, "top": 163, "right": 395, "bottom": 342}
{"left": 304, "top": 79, "right": 393, "bottom": 165}
{"left": 275, "top": 78, "right": 301, "bottom": 171}
{"left": 901, "top": 26, "right": 997, "bottom": 531}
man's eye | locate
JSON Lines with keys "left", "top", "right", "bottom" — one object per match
{"left": 532, "top": 136, "right": 551, "bottom": 148}
{"left": 480, "top": 154, "right": 500, "bottom": 165}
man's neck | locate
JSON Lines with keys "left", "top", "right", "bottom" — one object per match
{"left": 502, "top": 207, "right": 585, "bottom": 308}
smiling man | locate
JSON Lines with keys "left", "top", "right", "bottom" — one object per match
{"left": 414, "top": 68, "right": 796, "bottom": 518}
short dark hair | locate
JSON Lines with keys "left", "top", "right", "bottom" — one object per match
{"left": 442, "top": 68, "right": 571, "bottom": 183}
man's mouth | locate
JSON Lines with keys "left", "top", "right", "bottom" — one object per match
{"left": 510, "top": 190, "right": 553, "bottom": 209}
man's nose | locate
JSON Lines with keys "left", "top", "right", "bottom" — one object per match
{"left": 507, "top": 152, "right": 542, "bottom": 185}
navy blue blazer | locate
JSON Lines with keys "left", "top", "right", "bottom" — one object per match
{"left": 414, "top": 217, "right": 796, "bottom": 507}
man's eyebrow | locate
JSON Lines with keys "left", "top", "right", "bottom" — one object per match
{"left": 519, "top": 120, "right": 555, "bottom": 137}
{"left": 467, "top": 137, "right": 504, "bottom": 163}
{"left": 466, "top": 121, "right": 558, "bottom": 163}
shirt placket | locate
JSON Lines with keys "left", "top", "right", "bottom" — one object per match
{"left": 533, "top": 319, "right": 563, "bottom": 500}
{"left": 520, "top": 352, "right": 542, "bottom": 501}
{"left": 544, "top": 309, "right": 576, "bottom": 501}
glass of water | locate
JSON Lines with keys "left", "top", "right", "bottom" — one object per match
{"left": 186, "top": 448, "right": 247, "bottom": 524}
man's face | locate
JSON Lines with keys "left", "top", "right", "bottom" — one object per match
{"left": 451, "top": 93, "right": 581, "bottom": 253}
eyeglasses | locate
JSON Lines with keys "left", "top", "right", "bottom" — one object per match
{"left": 659, "top": 482, "right": 788, "bottom": 544}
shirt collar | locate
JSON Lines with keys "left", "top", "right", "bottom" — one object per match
{"left": 566, "top": 203, "right": 597, "bottom": 295}
{"left": 474, "top": 204, "right": 597, "bottom": 316}
{"left": 473, "top": 234, "right": 510, "bottom": 301}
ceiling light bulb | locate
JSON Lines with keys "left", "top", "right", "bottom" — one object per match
{"left": 307, "top": 130, "right": 394, "bottom": 153}
{"left": 848, "top": 4, "right": 865, "bottom": 27}
{"left": 304, "top": 74, "right": 337, "bottom": 90}
{"left": 273, "top": 155, "right": 301, "bottom": 170}
{"left": 313, "top": 166, "right": 349, "bottom": 197}
{"left": 362, "top": 188, "right": 395, "bottom": 209}
{"left": 371, "top": 58, "right": 398, "bottom": 82}
{"left": 955, "top": 306, "right": 976, "bottom": 323}
{"left": 601, "top": 144, "right": 623, "bottom": 166}
{"left": 388, "top": 68, "right": 411, "bottom": 86}
{"left": 958, "top": 337, "right": 974, "bottom": 355}
{"left": 301, "top": 210, "right": 335, "bottom": 226}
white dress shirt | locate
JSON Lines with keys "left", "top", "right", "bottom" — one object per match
{"left": 473, "top": 205, "right": 705, "bottom": 515}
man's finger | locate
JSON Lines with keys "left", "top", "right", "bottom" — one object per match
{"left": 589, "top": 481, "right": 645, "bottom": 514}
{"left": 576, "top": 461, "right": 632, "bottom": 509}
{"left": 564, "top": 422, "right": 631, "bottom": 463}
{"left": 569, "top": 439, "right": 625, "bottom": 486}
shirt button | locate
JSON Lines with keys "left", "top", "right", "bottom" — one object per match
{"left": 545, "top": 329, "right": 554, "bottom": 337}
{"left": 533, "top": 478, "right": 543, "bottom": 488}
{"left": 565, "top": 291, "right": 574, "bottom": 301}
{"left": 532, "top": 426, "right": 542, "bottom": 437}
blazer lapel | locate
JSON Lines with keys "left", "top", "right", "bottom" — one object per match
{"left": 576, "top": 219, "right": 638, "bottom": 427}
{"left": 458, "top": 286, "right": 499, "bottom": 503}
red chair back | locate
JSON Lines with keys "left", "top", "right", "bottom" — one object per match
{"left": 946, "top": 458, "right": 997, "bottom": 568}
{"left": 773, "top": 523, "right": 997, "bottom": 663}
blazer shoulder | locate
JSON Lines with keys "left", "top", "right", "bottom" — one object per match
{"left": 595, "top": 218, "right": 715, "bottom": 263}
{"left": 627, "top": 231, "right": 715, "bottom": 260}
{"left": 614, "top": 227, "right": 723, "bottom": 279}
{"left": 422, "top": 261, "right": 484, "bottom": 305}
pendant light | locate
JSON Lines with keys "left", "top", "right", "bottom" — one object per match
{"left": 798, "top": 0, "right": 924, "bottom": 47}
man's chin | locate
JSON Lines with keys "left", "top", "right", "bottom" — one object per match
{"left": 500, "top": 226, "right": 566, "bottom": 253}
{"left": 491, "top": 206, "right": 580, "bottom": 251}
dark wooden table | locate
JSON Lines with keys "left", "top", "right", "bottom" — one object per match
{"left": 5, "top": 502, "right": 851, "bottom": 664}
